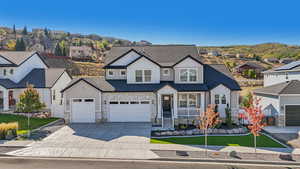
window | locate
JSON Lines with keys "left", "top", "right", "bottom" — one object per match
{"left": 120, "top": 101, "right": 129, "bottom": 104}
{"left": 221, "top": 95, "right": 226, "bottom": 104}
{"left": 10, "top": 69, "right": 13, "bottom": 75}
{"left": 214, "top": 94, "right": 220, "bottom": 104}
{"left": 3, "top": 69, "right": 6, "bottom": 76}
{"left": 144, "top": 70, "right": 151, "bottom": 82}
{"left": 108, "top": 70, "right": 114, "bottom": 76}
{"left": 84, "top": 99, "right": 94, "bottom": 102}
{"left": 109, "top": 101, "right": 118, "bottom": 104}
{"left": 179, "top": 94, "right": 198, "bottom": 108}
{"left": 135, "top": 70, "right": 152, "bottom": 82}
{"left": 52, "top": 90, "right": 56, "bottom": 100}
{"left": 130, "top": 101, "right": 139, "bottom": 104}
{"left": 120, "top": 70, "right": 126, "bottom": 76}
{"left": 179, "top": 69, "right": 197, "bottom": 82}
{"left": 73, "top": 99, "right": 82, "bottom": 102}
{"left": 141, "top": 101, "right": 150, "bottom": 104}
{"left": 163, "top": 69, "right": 170, "bottom": 76}
{"left": 135, "top": 70, "right": 143, "bottom": 82}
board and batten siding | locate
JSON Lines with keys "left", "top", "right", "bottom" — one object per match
{"left": 105, "top": 69, "right": 126, "bottom": 80}
{"left": 264, "top": 71, "right": 300, "bottom": 87}
{"left": 126, "top": 57, "right": 160, "bottom": 84}
{"left": 110, "top": 50, "right": 140, "bottom": 66}
{"left": 255, "top": 94, "right": 280, "bottom": 116}
{"left": 160, "top": 68, "right": 174, "bottom": 81}
{"left": 63, "top": 80, "right": 102, "bottom": 123}
{"left": 173, "top": 57, "right": 203, "bottom": 84}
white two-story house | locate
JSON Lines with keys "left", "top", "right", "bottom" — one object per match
{"left": 61, "top": 45, "right": 241, "bottom": 129}
{"left": 254, "top": 60, "right": 300, "bottom": 126}
{"left": 0, "top": 51, "right": 72, "bottom": 118}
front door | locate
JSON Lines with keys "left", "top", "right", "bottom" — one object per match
{"left": 162, "top": 95, "right": 171, "bottom": 112}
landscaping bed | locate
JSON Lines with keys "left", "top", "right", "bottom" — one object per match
{"left": 151, "top": 134, "right": 285, "bottom": 148}
{"left": 0, "top": 113, "right": 59, "bottom": 139}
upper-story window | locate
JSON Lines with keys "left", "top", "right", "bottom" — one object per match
{"left": 3, "top": 69, "right": 7, "bottom": 76}
{"left": 135, "top": 70, "right": 152, "bottom": 82}
{"left": 162, "top": 69, "right": 170, "bottom": 76}
{"left": 179, "top": 68, "right": 197, "bottom": 82}
{"left": 10, "top": 69, "right": 13, "bottom": 75}
{"left": 120, "top": 70, "right": 126, "bottom": 76}
{"left": 108, "top": 70, "right": 114, "bottom": 76}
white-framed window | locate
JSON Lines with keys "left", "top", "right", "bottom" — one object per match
{"left": 3, "top": 69, "right": 6, "bottom": 76}
{"left": 120, "top": 70, "right": 126, "bottom": 76}
{"left": 135, "top": 70, "right": 152, "bottom": 82}
{"left": 214, "top": 94, "right": 220, "bottom": 104}
{"left": 162, "top": 68, "right": 170, "bottom": 76}
{"left": 221, "top": 95, "right": 226, "bottom": 104}
{"left": 179, "top": 68, "right": 197, "bottom": 82}
{"left": 108, "top": 70, "right": 114, "bottom": 76}
{"left": 179, "top": 93, "right": 198, "bottom": 108}
{"left": 10, "top": 69, "right": 13, "bottom": 75}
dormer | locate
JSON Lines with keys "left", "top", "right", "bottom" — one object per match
{"left": 173, "top": 56, "right": 204, "bottom": 84}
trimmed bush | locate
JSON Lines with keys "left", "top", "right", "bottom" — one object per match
{"left": 0, "top": 122, "right": 18, "bottom": 139}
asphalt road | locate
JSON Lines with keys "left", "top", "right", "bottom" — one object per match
{"left": 0, "top": 157, "right": 299, "bottom": 169}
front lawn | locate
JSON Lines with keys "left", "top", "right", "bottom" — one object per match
{"left": 0, "top": 114, "right": 59, "bottom": 134}
{"left": 151, "top": 134, "right": 285, "bottom": 148}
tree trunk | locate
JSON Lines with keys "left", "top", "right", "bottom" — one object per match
{"left": 254, "top": 134, "right": 257, "bottom": 154}
{"left": 205, "top": 129, "right": 208, "bottom": 157}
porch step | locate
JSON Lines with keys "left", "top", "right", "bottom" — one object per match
{"left": 163, "top": 118, "right": 173, "bottom": 129}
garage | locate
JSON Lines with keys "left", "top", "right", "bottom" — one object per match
{"left": 285, "top": 105, "right": 300, "bottom": 126}
{"left": 109, "top": 100, "right": 151, "bottom": 122}
{"left": 71, "top": 98, "right": 95, "bottom": 123}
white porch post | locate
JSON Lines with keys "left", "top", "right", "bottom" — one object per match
{"left": 201, "top": 93, "right": 205, "bottom": 114}
{"left": 173, "top": 92, "right": 178, "bottom": 118}
{"left": 3, "top": 89, "right": 9, "bottom": 111}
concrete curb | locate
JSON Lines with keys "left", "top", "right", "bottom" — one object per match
{"left": 31, "top": 118, "right": 64, "bottom": 133}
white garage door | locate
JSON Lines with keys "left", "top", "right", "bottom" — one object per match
{"left": 109, "top": 100, "right": 151, "bottom": 122}
{"left": 71, "top": 98, "right": 95, "bottom": 123}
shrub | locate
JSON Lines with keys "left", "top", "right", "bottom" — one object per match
{"left": 225, "top": 105, "right": 233, "bottom": 128}
{"left": 0, "top": 122, "right": 18, "bottom": 139}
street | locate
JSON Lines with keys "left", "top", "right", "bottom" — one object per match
{"left": 0, "top": 157, "right": 299, "bottom": 169}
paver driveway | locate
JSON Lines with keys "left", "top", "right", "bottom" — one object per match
{"left": 8, "top": 123, "right": 159, "bottom": 159}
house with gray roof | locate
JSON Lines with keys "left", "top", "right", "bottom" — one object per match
{"left": 254, "top": 60, "right": 300, "bottom": 127}
{"left": 61, "top": 45, "right": 241, "bottom": 129}
{"left": 0, "top": 51, "right": 72, "bottom": 118}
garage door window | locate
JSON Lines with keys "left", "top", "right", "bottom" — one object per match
{"left": 130, "top": 101, "right": 139, "bottom": 104}
{"left": 84, "top": 99, "right": 94, "bottom": 102}
{"left": 120, "top": 101, "right": 129, "bottom": 104}
{"left": 141, "top": 101, "right": 150, "bottom": 104}
{"left": 110, "top": 101, "right": 118, "bottom": 104}
{"left": 73, "top": 99, "right": 82, "bottom": 102}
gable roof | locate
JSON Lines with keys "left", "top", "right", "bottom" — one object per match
{"left": 104, "top": 45, "right": 201, "bottom": 67}
{"left": 253, "top": 80, "right": 300, "bottom": 95}
{"left": 234, "top": 62, "right": 266, "bottom": 70}
{"left": 61, "top": 77, "right": 115, "bottom": 92}
{"left": 0, "top": 68, "right": 67, "bottom": 89}
{"left": 0, "top": 51, "right": 49, "bottom": 67}
{"left": 204, "top": 64, "right": 241, "bottom": 90}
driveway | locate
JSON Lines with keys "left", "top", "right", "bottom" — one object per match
{"left": 8, "top": 123, "right": 159, "bottom": 159}
{"left": 264, "top": 126, "right": 300, "bottom": 148}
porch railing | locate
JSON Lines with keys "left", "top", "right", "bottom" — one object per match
{"left": 177, "top": 107, "right": 202, "bottom": 118}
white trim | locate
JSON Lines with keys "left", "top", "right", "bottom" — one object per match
{"left": 162, "top": 68, "right": 170, "bottom": 76}
{"left": 178, "top": 68, "right": 198, "bottom": 83}
{"left": 280, "top": 94, "right": 300, "bottom": 96}
{"left": 120, "top": 70, "right": 126, "bottom": 76}
{"left": 70, "top": 97, "right": 96, "bottom": 123}
{"left": 108, "top": 70, "right": 114, "bottom": 76}
{"left": 135, "top": 69, "right": 152, "bottom": 83}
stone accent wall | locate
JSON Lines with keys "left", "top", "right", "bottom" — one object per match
{"left": 277, "top": 115, "right": 285, "bottom": 127}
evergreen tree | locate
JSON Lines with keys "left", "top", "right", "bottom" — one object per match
{"left": 44, "top": 27, "right": 49, "bottom": 37}
{"left": 15, "top": 38, "right": 26, "bottom": 51}
{"left": 22, "top": 26, "right": 28, "bottom": 35}
{"left": 54, "top": 43, "right": 62, "bottom": 56}
{"left": 13, "top": 24, "right": 16, "bottom": 34}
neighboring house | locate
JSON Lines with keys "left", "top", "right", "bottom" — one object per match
{"left": 264, "top": 58, "right": 279, "bottom": 63}
{"left": 233, "top": 62, "right": 266, "bottom": 77}
{"left": 29, "top": 43, "right": 45, "bottom": 53}
{"left": 207, "top": 50, "right": 220, "bottom": 57}
{"left": 0, "top": 51, "right": 72, "bottom": 118}
{"left": 69, "top": 45, "right": 93, "bottom": 58}
{"left": 254, "top": 60, "right": 300, "bottom": 126}
{"left": 279, "top": 58, "right": 295, "bottom": 64}
{"left": 61, "top": 45, "right": 241, "bottom": 129}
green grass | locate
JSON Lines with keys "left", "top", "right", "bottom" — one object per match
{"left": 0, "top": 114, "right": 59, "bottom": 131}
{"left": 151, "top": 134, "right": 285, "bottom": 148}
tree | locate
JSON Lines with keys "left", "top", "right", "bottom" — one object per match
{"left": 54, "top": 43, "right": 63, "bottom": 56}
{"left": 22, "top": 26, "right": 27, "bottom": 35}
{"left": 241, "top": 92, "right": 253, "bottom": 108}
{"left": 44, "top": 27, "right": 49, "bottom": 37}
{"left": 15, "top": 38, "right": 26, "bottom": 51}
{"left": 6, "top": 40, "right": 16, "bottom": 50}
{"left": 13, "top": 24, "right": 16, "bottom": 34}
{"left": 242, "top": 97, "right": 265, "bottom": 154}
{"left": 199, "top": 104, "right": 221, "bottom": 157}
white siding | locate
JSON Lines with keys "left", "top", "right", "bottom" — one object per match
{"left": 11, "top": 54, "right": 47, "bottom": 83}
{"left": 127, "top": 57, "right": 160, "bottom": 84}
{"left": 264, "top": 71, "right": 300, "bottom": 86}
{"left": 51, "top": 72, "right": 72, "bottom": 118}
{"left": 256, "top": 94, "right": 280, "bottom": 116}
{"left": 210, "top": 84, "right": 231, "bottom": 117}
{"left": 174, "top": 57, "right": 203, "bottom": 84}
{"left": 105, "top": 69, "right": 127, "bottom": 80}
{"left": 110, "top": 51, "right": 141, "bottom": 66}
{"left": 0, "top": 57, "right": 11, "bottom": 64}
{"left": 160, "top": 68, "right": 174, "bottom": 81}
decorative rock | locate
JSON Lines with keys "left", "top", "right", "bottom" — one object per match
{"left": 186, "top": 130, "right": 193, "bottom": 135}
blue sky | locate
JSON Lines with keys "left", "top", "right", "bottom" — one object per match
{"left": 1, "top": 0, "right": 300, "bottom": 46}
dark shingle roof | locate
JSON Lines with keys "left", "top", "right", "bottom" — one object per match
{"left": 62, "top": 64, "right": 241, "bottom": 92}
{"left": 0, "top": 68, "right": 66, "bottom": 89}
{"left": 105, "top": 45, "right": 201, "bottom": 67}
{"left": 234, "top": 62, "right": 266, "bottom": 70}
{"left": 254, "top": 80, "right": 300, "bottom": 95}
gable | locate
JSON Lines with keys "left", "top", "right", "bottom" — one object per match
{"left": 110, "top": 50, "right": 141, "bottom": 66}
{"left": 0, "top": 55, "right": 13, "bottom": 65}
{"left": 173, "top": 57, "right": 203, "bottom": 68}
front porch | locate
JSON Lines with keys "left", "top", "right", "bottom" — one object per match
{"left": 154, "top": 85, "right": 205, "bottom": 130}
{"left": 0, "top": 86, "right": 16, "bottom": 112}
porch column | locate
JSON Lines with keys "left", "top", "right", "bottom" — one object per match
{"left": 173, "top": 92, "right": 178, "bottom": 118}
{"left": 3, "top": 89, "right": 9, "bottom": 111}
{"left": 201, "top": 93, "right": 205, "bottom": 114}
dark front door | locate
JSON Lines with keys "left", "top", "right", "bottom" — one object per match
{"left": 162, "top": 95, "right": 171, "bottom": 112}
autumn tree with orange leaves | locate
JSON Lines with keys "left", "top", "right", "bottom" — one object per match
{"left": 242, "top": 97, "right": 265, "bottom": 153}
{"left": 199, "top": 104, "right": 221, "bottom": 156}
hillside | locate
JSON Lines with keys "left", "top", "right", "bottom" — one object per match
{"left": 199, "top": 43, "right": 300, "bottom": 59}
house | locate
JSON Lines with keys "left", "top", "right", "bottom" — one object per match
{"left": 279, "top": 58, "right": 294, "bottom": 64}
{"left": 61, "top": 45, "right": 241, "bottom": 129}
{"left": 264, "top": 58, "right": 279, "bottom": 63}
{"left": 233, "top": 62, "right": 266, "bottom": 77}
{"left": 0, "top": 51, "right": 72, "bottom": 118}
{"left": 253, "top": 60, "right": 300, "bottom": 126}
{"left": 69, "top": 45, "right": 94, "bottom": 58}
{"left": 207, "top": 50, "right": 220, "bottom": 57}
